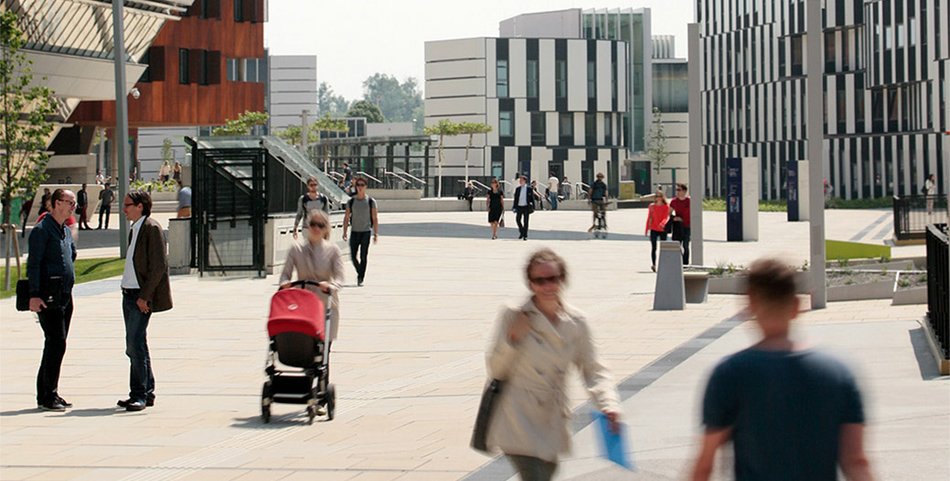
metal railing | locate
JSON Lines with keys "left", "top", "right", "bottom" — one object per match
{"left": 893, "top": 195, "right": 948, "bottom": 240}
{"left": 357, "top": 171, "right": 382, "bottom": 185}
{"left": 574, "top": 182, "right": 590, "bottom": 200}
{"left": 926, "top": 223, "right": 949, "bottom": 360}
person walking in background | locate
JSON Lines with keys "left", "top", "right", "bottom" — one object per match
{"left": 547, "top": 174, "right": 560, "bottom": 210}
{"left": 462, "top": 181, "right": 475, "bottom": 211}
{"left": 530, "top": 180, "right": 545, "bottom": 210}
{"left": 293, "top": 176, "right": 331, "bottom": 239}
{"left": 342, "top": 162, "right": 353, "bottom": 191}
{"left": 645, "top": 190, "right": 670, "bottom": 272}
{"left": 561, "top": 176, "right": 571, "bottom": 200}
{"left": 513, "top": 176, "right": 535, "bottom": 241}
{"left": 172, "top": 161, "right": 182, "bottom": 184}
{"left": 485, "top": 248, "right": 621, "bottom": 480}
{"left": 669, "top": 183, "right": 691, "bottom": 265}
{"left": 20, "top": 191, "right": 35, "bottom": 238}
{"left": 96, "top": 183, "right": 114, "bottom": 229}
{"left": 37, "top": 188, "right": 51, "bottom": 219}
{"left": 923, "top": 173, "right": 936, "bottom": 214}
{"left": 342, "top": 176, "right": 378, "bottom": 287}
{"left": 176, "top": 181, "right": 192, "bottom": 219}
{"left": 159, "top": 161, "right": 171, "bottom": 182}
{"left": 690, "top": 258, "right": 874, "bottom": 481}
{"left": 76, "top": 184, "right": 91, "bottom": 230}
{"left": 586, "top": 173, "right": 609, "bottom": 232}
{"left": 487, "top": 178, "right": 505, "bottom": 240}
{"left": 27, "top": 189, "right": 78, "bottom": 412}
{"left": 116, "top": 191, "right": 173, "bottom": 412}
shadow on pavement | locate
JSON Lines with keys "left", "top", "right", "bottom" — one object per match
{"left": 382, "top": 222, "right": 645, "bottom": 242}
{"left": 0, "top": 407, "right": 43, "bottom": 417}
{"left": 64, "top": 407, "right": 121, "bottom": 417}
{"left": 231, "top": 413, "right": 330, "bottom": 429}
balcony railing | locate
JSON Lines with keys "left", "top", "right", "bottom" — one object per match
{"left": 926, "top": 224, "right": 949, "bottom": 360}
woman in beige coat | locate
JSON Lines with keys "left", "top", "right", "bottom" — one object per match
{"left": 486, "top": 248, "right": 622, "bottom": 480}
{"left": 279, "top": 210, "right": 344, "bottom": 341}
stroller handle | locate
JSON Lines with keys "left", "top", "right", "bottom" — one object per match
{"left": 285, "top": 280, "right": 322, "bottom": 289}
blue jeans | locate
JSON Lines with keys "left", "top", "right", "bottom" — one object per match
{"left": 123, "top": 290, "right": 154, "bottom": 402}
{"left": 548, "top": 192, "right": 558, "bottom": 210}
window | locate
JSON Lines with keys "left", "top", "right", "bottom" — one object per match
{"left": 526, "top": 60, "right": 539, "bottom": 98}
{"left": 140, "top": 49, "right": 152, "bottom": 82}
{"left": 556, "top": 60, "right": 567, "bottom": 98}
{"left": 531, "top": 112, "right": 545, "bottom": 144}
{"left": 234, "top": 0, "right": 244, "bottom": 21}
{"left": 179, "top": 48, "right": 190, "bottom": 84}
{"left": 604, "top": 113, "right": 612, "bottom": 144}
{"left": 496, "top": 59, "right": 509, "bottom": 98}
{"left": 559, "top": 113, "right": 573, "bottom": 139}
{"left": 226, "top": 58, "right": 238, "bottom": 81}
{"left": 790, "top": 35, "right": 803, "bottom": 76}
{"left": 587, "top": 61, "right": 596, "bottom": 98}
{"left": 499, "top": 111, "right": 513, "bottom": 137}
{"left": 611, "top": 60, "right": 617, "bottom": 102}
{"left": 585, "top": 113, "right": 596, "bottom": 144}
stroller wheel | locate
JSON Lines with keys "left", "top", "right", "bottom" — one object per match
{"left": 261, "top": 384, "right": 272, "bottom": 423}
{"left": 326, "top": 384, "right": 336, "bottom": 421}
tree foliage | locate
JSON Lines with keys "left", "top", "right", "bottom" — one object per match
{"left": 1, "top": 11, "right": 56, "bottom": 226}
{"left": 346, "top": 100, "right": 385, "bottom": 123}
{"left": 362, "top": 73, "right": 423, "bottom": 128}
{"left": 455, "top": 122, "right": 492, "bottom": 182}
{"left": 317, "top": 82, "right": 349, "bottom": 116}
{"left": 645, "top": 107, "right": 669, "bottom": 175}
{"left": 212, "top": 111, "right": 269, "bottom": 136}
{"left": 423, "top": 120, "right": 463, "bottom": 197}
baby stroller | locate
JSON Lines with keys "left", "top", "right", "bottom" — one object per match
{"left": 262, "top": 280, "right": 336, "bottom": 424}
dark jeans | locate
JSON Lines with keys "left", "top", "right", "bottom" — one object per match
{"left": 650, "top": 230, "right": 667, "bottom": 267}
{"left": 349, "top": 231, "right": 372, "bottom": 281}
{"left": 36, "top": 297, "right": 73, "bottom": 404}
{"left": 507, "top": 454, "right": 558, "bottom": 481}
{"left": 548, "top": 192, "right": 558, "bottom": 210}
{"left": 123, "top": 290, "right": 155, "bottom": 402}
{"left": 515, "top": 206, "right": 531, "bottom": 239}
{"left": 677, "top": 226, "right": 691, "bottom": 265}
{"left": 97, "top": 204, "right": 111, "bottom": 229}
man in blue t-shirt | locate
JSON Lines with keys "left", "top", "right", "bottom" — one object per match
{"left": 691, "top": 258, "right": 875, "bottom": 481}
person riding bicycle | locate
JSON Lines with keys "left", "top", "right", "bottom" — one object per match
{"left": 587, "top": 173, "right": 609, "bottom": 233}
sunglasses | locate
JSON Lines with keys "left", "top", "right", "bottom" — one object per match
{"left": 529, "top": 275, "right": 562, "bottom": 286}
{"left": 309, "top": 221, "right": 326, "bottom": 228}
{"left": 308, "top": 183, "right": 317, "bottom": 187}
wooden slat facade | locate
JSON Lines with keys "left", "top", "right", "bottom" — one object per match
{"left": 69, "top": 0, "right": 265, "bottom": 127}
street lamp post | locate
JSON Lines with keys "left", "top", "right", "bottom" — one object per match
{"left": 112, "top": 1, "right": 130, "bottom": 259}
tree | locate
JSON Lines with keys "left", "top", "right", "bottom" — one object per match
{"left": 423, "top": 119, "right": 461, "bottom": 198}
{"left": 311, "top": 113, "right": 349, "bottom": 172}
{"left": 317, "top": 82, "right": 349, "bottom": 116}
{"left": 161, "top": 138, "right": 174, "bottom": 164}
{"left": 645, "top": 107, "right": 669, "bottom": 177}
{"left": 1, "top": 11, "right": 56, "bottom": 288}
{"left": 346, "top": 100, "right": 384, "bottom": 123}
{"left": 362, "top": 73, "right": 423, "bottom": 125}
{"left": 276, "top": 124, "right": 317, "bottom": 147}
{"left": 212, "top": 111, "right": 269, "bottom": 136}
{"left": 455, "top": 122, "right": 492, "bottom": 183}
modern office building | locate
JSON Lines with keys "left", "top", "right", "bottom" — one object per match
{"left": 697, "top": 0, "right": 948, "bottom": 200}
{"left": 2, "top": 0, "right": 191, "bottom": 182}
{"left": 267, "top": 55, "right": 318, "bottom": 133}
{"left": 650, "top": 36, "right": 690, "bottom": 194}
{"left": 66, "top": 0, "right": 267, "bottom": 181}
{"left": 425, "top": 37, "right": 628, "bottom": 194}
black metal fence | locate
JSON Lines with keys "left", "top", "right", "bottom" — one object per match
{"left": 926, "top": 223, "right": 949, "bottom": 360}
{"left": 893, "top": 195, "right": 948, "bottom": 240}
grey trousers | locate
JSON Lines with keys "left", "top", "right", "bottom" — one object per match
{"left": 507, "top": 454, "right": 558, "bottom": 481}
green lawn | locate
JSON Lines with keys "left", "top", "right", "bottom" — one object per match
{"left": 703, "top": 196, "right": 893, "bottom": 212}
{"left": 0, "top": 257, "right": 125, "bottom": 299}
{"left": 703, "top": 198, "right": 788, "bottom": 212}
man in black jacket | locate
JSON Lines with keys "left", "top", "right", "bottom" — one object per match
{"left": 27, "top": 188, "right": 77, "bottom": 412}
{"left": 512, "top": 176, "right": 536, "bottom": 240}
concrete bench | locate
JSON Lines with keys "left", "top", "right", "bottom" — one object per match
{"left": 684, "top": 271, "right": 709, "bottom": 304}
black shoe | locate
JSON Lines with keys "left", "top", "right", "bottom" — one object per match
{"left": 55, "top": 395, "right": 73, "bottom": 408}
{"left": 117, "top": 397, "right": 154, "bottom": 408}
{"left": 39, "top": 400, "right": 66, "bottom": 412}
{"left": 125, "top": 400, "right": 146, "bottom": 412}
{"left": 357, "top": 278, "right": 364, "bottom": 287}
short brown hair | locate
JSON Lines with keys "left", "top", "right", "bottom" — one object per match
{"left": 127, "top": 190, "right": 153, "bottom": 217}
{"left": 676, "top": 183, "right": 688, "bottom": 192}
{"left": 524, "top": 248, "right": 568, "bottom": 286}
{"left": 746, "top": 258, "right": 797, "bottom": 305}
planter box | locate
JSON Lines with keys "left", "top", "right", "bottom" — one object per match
{"left": 892, "top": 287, "right": 927, "bottom": 305}
{"left": 827, "top": 273, "right": 897, "bottom": 302}
{"left": 707, "top": 271, "right": 810, "bottom": 295}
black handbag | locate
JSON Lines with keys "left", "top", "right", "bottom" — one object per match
{"left": 16, "top": 276, "right": 62, "bottom": 311}
{"left": 15, "top": 279, "right": 30, "bottom": 311}
{"left": 664, "top": 214, "right": 675, "bottom": 234}
{"left": 471, "top": 378, "right": 503, "bottom": 453}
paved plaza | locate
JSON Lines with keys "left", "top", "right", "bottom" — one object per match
{"left": 1, "top": 209, "right": 946, "bottom": 480}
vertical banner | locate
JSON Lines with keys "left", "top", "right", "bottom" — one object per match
{"left": 788, "top": 161, "right": 800, "bottom": 221}
{"left": 726, "top": 157, "right": 743, "bottom": 242}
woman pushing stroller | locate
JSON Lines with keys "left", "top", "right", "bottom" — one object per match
{"left": 279, "top": 209, "right": 344, "bottom": 342}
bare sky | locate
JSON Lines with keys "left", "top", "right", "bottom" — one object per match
{"left": 265, "top": 0, "right": 693, "bottom": 100}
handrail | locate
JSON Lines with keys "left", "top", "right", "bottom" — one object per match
{"left": 385, "top": 171, "right": 426, "bottom": 188}
{"left": 327, "top": 171, "right": 344, "bottom": 181}
{"left": 394, "top": 168, "right": 425, "bottom": 185}
{"left": 575, "top": 182, "right": 590, "bottom": 200}
{"left": 471, "top": 179, "right": 490, "bottom": 191}
{"left": 357, "top": 171, "right": 382, "bottom": 184}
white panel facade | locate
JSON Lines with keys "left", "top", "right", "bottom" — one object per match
{"left": 425, "top": 78, "right": 486, "bottom": 98}
{"left": 567, "top": 40, "right": 587, "bottom": 111}
{"left": 425, "top": 38, "right": 486, "bottom": 62}
{"left": 509, "top": 40, "right": 528, "bottom": 98}
{"left": 539, "top": 40, "right": 556, "bottom": 111}
{"left": 425, "top": 60, "right": 486, "bottom": 80}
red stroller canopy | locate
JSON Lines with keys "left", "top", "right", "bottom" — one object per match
{"left": 267, "top": 288, "right": 326, "bottom": 340}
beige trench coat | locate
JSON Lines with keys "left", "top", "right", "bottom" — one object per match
{"left": 485, "top": 298, "right": 621, "bottom": 462}
{"left": 279, "top": 241, "right": 344, "bottom": 340}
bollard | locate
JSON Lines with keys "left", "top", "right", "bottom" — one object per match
{"left": 653, "top": 241, "right": 686, "bottom": 310}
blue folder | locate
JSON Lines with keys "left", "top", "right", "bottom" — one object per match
{"left": 592, "top": 411, "right": 636, "bottom": 471}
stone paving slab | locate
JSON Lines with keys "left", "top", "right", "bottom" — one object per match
{"left": 1, "top": 209, "right": 939, "bottom": 481}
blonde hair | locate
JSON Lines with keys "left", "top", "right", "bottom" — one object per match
{"left": 654, "top": 190, "right": 668, "bottom": 205}
{"left": 308, "top": 209, "right": 331, "bottom": 240}
{"left": 524, "top": 248, "right": 569, "bottom": 286}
